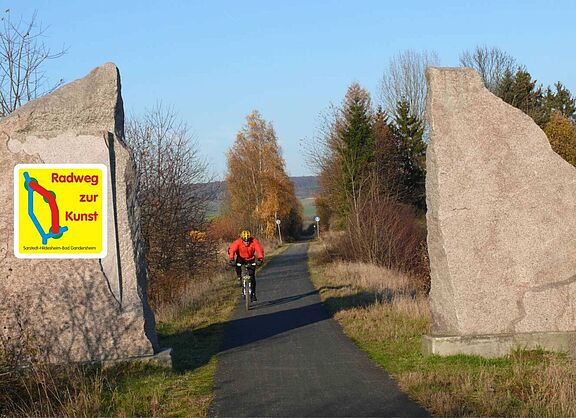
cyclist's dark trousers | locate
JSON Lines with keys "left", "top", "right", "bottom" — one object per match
{"left": 235, "top": 257, "right": 256, "bottom": 293}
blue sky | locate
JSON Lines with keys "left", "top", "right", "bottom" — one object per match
{"left": 8, "top": 0, "right": 576, "bottom": 178}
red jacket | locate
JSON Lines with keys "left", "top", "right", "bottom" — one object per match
{"left": 228, "top": 237, "right": 264, "bottom": 261}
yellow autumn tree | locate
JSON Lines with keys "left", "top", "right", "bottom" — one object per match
{"left": 545, "top": 111, "right": 576, "bottom": 167}
{"left": 225, "top": 111, "right": 302, "bottom": 239}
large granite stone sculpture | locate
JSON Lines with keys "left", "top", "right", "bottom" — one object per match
{"left": 0, "top": 63, "right": 162, "bottom": 363}
{"left": 423, "top": 67, "right": 576, "bottom": 357}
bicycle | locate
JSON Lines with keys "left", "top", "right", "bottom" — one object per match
{"left": 237, "top": 261, "right": 257, "bottom": 311}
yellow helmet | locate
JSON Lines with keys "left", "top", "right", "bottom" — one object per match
{"left": 240, "top": 230, "right": 252, "bottom": 241}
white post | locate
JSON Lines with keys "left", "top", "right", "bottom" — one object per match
{"left": 276, "top": 218, "right": 282, "bottom": 245}
{"left": 314, "top": 216, "right": 320, "bottom": 239}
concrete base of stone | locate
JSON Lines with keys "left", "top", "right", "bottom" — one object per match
{"left": 99, "top": 348, "right": 173, "bottom": 369}
{"left": 422, "top": 332, "right": 576, "bottom": 358}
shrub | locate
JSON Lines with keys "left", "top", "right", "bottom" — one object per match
{"left": 323, "top": 194, "right": 430, "bottom": 292}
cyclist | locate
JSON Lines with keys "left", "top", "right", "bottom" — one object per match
{"left": 228, "top": 230, "right": 264, "bottom": 301}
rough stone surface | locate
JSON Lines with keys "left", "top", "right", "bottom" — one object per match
{"left": 426, "top": 67, "right": 576, "bottom": 338}
{"left": 0, "top": 63, "right": 159, "bottom": 362}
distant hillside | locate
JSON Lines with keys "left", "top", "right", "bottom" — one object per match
{"left": 201, "top": 176, "right": 318, "bottom": 200}
{"left": 291, "top": 176, "right": 319, "bottom": 199}
{"left": 200, "top": 176, "right": 319, "bottom": 217}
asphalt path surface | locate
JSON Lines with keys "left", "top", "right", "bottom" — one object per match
{"left": 211, "top": 243, "right": 429, "bottom": 417}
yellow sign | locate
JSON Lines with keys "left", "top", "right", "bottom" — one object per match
{"left": 14, "top": 164, "right": 108, "bottom": 258}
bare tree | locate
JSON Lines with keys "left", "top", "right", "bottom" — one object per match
{"left": 459, "top": 45, "right": 517, "bottom": 93}
{"left": 379, "top": 50, "right": 440, "bottom": 124}
{"left": 0, "top": 10, "right": 66, "bottom": 116}
{"left": 125, "top": 104, "right": 215, "bottom": 278}
{"left": 304, "top": 103, "right": 346, "bottom": 228}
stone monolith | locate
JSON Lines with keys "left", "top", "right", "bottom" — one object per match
{"left": 423, "top": 68, "right": 576, "bottom": 357}
{"left": 0, "top": 63, "right": 163, "bottom": 363}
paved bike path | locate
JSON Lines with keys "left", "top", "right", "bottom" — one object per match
{"left": 210, "top": 243, "right": 429, "bottom": 417}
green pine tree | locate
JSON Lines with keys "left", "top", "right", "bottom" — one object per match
{"left": 496, "top": 69, "right": 546, "bottom": 127}
{"left": 543, "top": 82, "right": 576, "bottom": 122}
{"left": 372, "top": 106, "right": 401, "bottom": 195}
{"left": 391, "top": 99, "right": 426, "bottom": 211}
{"left": 337, "top": 83, "right": 375, "bottom": 216}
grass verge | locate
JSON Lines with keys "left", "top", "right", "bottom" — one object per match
{"left": 308, "top": 240, "right": 576, "bottom": 417}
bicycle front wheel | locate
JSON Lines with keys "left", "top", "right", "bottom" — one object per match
{"left": 244, "top": 281, "right": 251, "bottom": 311}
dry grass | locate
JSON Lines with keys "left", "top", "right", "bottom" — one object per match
{"left": 323, "top": 259, "right": 422, "bottom": 296}
{"left": 316, "top": 258, "right": 431, "bottom": 338}
{"left": 154, "top": 275, "right": 217, "bottom": 323}
{"left": 400, "top": 354, "right": 576, "bottom": 417}
{"left": 0, "top": 358, "right": 109, "bottom": 417}
{"left": 308, "top": 240, "right": 576, "bottom": 417}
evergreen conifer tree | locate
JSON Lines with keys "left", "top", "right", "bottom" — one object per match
{"left": 391, "top": 99, "right": 426, "bottom": 211}
{"left": 496, "top": 69, "right": 546, "bottom": 127}
{"left": 337, "top": 83, "right": 375, "bottom": 217}
{"left": 543, "top": 82, "right": 576, "bottom": 122}
{"left": 372, "top": 106, "right": 401, "bottom": 195}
